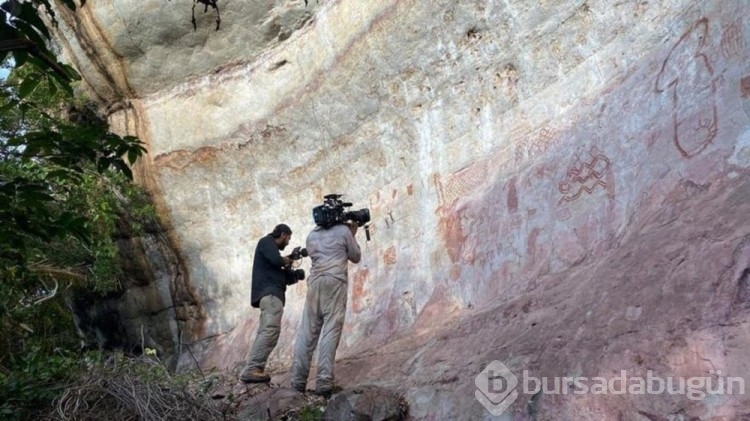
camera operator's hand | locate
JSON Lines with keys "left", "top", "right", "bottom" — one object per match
{"left": 282, "top": 256, "right": 291, "bottom": 267}
{"left": 346, "top": 221, "right": 358, "bottom": 236}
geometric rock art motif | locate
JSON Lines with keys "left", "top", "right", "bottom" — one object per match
{"left": 558, "top": 146, "right": 611, "bottom": 204}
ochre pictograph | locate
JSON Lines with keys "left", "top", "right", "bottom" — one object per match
{"left": 655, "top": 17, "right": 718, "bottom": 158}
{"left": 435, "top": 161, "right": 489, "bottom": 207}
{"left": 741, "top": 75, "right": 750, "bottom": 99}
{"left": 557, "top": 146, "right": 611, "bottom": 204}
{"left": 514, "top": 126, "right": 560, "bottom": 163}
{"left": 720, "top": 19, "right": 745, "bottom": 59}
{"left": 383, "top": 245, "right": 397, "bottom": 265}
{"left": 556, "top": 208, "right": 572, "bottom": 221}
{"left": 741, "top": 75, "right": 750, "bottom": 120}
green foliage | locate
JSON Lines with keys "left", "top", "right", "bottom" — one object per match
{"left": 0, "top": 61, "right": 148, "bottom": 291}
{"left": 0, "top": 1, "right": 153, "bottom": 419}
{"left": 0, "top": 0, "right": 84, "bottom": 93}
{"left": 0, "top": 346, "right": 79, "bottom": 420}
{"left": 296, "top": 405, "right": 325, "bottom": 421}
{"left": 0, "top": 67, "right": 151, "bottom": 413}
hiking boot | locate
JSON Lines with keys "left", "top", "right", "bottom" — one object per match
{"left": 314, "top": 385, "right": 343, "bottom": 398}
{"left": 240, "top": 367, "right": 270, "bottom": 383}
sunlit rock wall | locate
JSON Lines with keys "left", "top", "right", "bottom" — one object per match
{"left": 53, "top": 0, "right": 750, "bottom": 378}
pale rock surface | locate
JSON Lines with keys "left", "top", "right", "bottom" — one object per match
{"left": 51, "top": 0, "right": 750, "bottom": 418}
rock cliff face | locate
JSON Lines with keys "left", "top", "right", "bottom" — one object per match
{"left": 70, "top": 209, "right": 197, "bottom": 370}
{"left": 52, "top": 0, "right": 750, "bottom": 418}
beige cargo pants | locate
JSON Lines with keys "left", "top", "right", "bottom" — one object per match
{"left": 290, "top": 276, "right": 348, "bottom": 392}
{"left": 244, "top": 295, "right": 284, "bottom": 371}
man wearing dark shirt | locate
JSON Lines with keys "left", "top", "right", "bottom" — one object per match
{"left": 240, "top": 223, "right": 296, "bottom": 383}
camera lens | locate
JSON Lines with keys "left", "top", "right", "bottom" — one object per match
{"left": 353, "top": 208, "right": 371, "bottom": 226}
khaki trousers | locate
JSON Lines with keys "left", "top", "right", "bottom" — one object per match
{"left": 245, "top": 295, "right": 283, "bottom": 370}
{"left": 290, "top": 276, "right": 347, "bottom": 392}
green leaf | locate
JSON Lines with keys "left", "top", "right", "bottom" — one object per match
{"left": 112, "top": 160, "right": 133, "bottom": 179}
{"left": 127, "top": 148, "right": 140, "bottom": 165}
{"left": 12, "top": 50, "right": 29, "bottom": 67}
{"left": 57, "top": 212, "right": 90, "bottom": 241}
{"left": 0, "top": 99, "right": 20, "bottom": 113}
{"left": 115, "top": 143, "right": 129, "bottom": 158}
{"left": 96, "top": 157, "right": 110, "bottom": 174}
{"left": 17, "top": 2, "right": 51, "bottom": 40}
{"left": 45, "top": 75, "right": 58, "bottom": 97}
{"left": 50, "top": 72, "right": 75, "bottom": 96}
{"left": 22, "top": 56, "right": 76, "bottom": 94}
{"left": 60, "top": 63, "right": 81, "bottom": 81}
{"left": 18, "top": 77, "right": 41, "bottom": 99}
{"left": 20, "top": 142, "right": 41, "bottom": 157}
{"left": 18, "top": 192, "right": 54, "bottom": 209}
{"left": 46, "top": 169, "right": 74, "bottom": 181}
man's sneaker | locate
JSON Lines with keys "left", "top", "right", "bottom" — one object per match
{"left": 240, "top": 368, "right": 270, "bottom": 383}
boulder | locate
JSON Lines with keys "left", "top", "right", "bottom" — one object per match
{"left": 324, "top": 386, "right": 405, "bottom": 421}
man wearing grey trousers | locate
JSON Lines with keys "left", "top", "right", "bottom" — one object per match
{"left": 240, "top": 224, "right": 297, "bottom": 383}
{"left": 290, "top": 222, "right": 361, "bottom": 396}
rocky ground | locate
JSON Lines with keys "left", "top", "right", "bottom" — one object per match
{"left": 207, "top": 370, "right": 407, "bottom": 420}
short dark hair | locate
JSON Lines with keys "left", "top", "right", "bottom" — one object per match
{"left": 269, "top": 223, "right": 292, "bottom": 238}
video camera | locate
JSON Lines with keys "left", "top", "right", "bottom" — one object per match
{"left": 283, "top": 246, "right": 308, "bottom": 283}
{"left": 284, "top": 267, "right": 305, "bottom": 283}
{"left": 312, "top": 194, "right": 372, "bottom": 240}
{"left": 288, "top": 246, "right": 308, "bottom": 261}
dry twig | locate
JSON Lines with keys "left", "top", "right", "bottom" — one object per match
{"left": 53, "top": 356, "right": 225, "bottom": 420}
